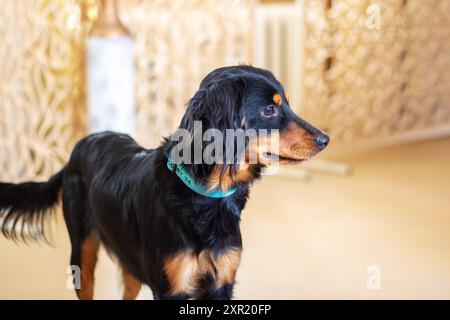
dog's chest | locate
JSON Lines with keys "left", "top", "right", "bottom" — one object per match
{"left": 163, "top": 248, "right": 241, "bottom": 297}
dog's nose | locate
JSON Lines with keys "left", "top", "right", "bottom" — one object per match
{"left": 315, "top": 134, "right": 329, "bottom": 150}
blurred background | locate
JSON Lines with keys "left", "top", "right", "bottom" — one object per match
{"left": 1, "top": 0, "right": 450, "bottom": 299}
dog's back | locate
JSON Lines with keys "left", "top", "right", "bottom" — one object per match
{"left": 63, "top": 131, "right": 154, "bottom": 276}
{"left": 0, "top": 131, "right": 146, "bottom": 241}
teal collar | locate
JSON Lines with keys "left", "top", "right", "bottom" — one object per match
{"left": 167, "top": 155, "right": 237, "bottom": 198}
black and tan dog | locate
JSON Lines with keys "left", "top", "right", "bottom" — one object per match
{"left": 0, "top": 66, "right": 328, "bottom": 299}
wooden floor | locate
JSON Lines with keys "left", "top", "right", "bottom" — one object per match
{"left": 1, "top": 137, "right": 450, "bottom": 299}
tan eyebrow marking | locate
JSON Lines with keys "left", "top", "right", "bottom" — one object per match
{"left": 272, "top": 93, "right": 282, "bottom": 106}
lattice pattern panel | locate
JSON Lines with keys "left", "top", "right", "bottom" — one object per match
{"left": 0, "top": 0, "right": 87, "bottom": 181}
{"left": 302, "top": 0, "right": 450, "bottom": 143}
{"left": 117, "top": 0, "right": 253, "bottom": 148}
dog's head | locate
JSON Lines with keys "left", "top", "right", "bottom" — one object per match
{"left": 174, "top": 65, "right": 329, "bottom": 189}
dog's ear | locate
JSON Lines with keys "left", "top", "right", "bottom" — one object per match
{"left": 203, "top": 79, "right": 249, "bottom": 187}
{"left": 178, "top": 78, "right": 248, "bottom": 188}
{"left": 202, "top": 78, "right": 246, "bottom": 131}
{"left": 181, "top": 78, "right": 246, "bottom": 132}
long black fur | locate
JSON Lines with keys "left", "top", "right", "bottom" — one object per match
{"left": 0, "top": 169, "right": 64, "bottom": 242}
{"left": 0, "top": 65, "right": 328, "bottom": 299}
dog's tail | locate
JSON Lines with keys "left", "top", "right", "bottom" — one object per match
{"left": 0, "top": 168, "right": 65, "bottom": 242}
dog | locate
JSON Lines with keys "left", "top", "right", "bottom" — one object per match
{"left": 0, "top": 65, "right": 329, "bottom": 299}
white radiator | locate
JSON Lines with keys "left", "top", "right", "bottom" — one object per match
{"left": 253, "top": 3, "right": 304, "bottom": 111}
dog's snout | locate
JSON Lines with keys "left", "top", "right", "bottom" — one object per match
{"left": 315, "top": 134, "right": 329, "bottom": 150}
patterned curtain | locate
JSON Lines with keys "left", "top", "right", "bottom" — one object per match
{"left": 0, "top": 0, "right": 88, "bottom": 181}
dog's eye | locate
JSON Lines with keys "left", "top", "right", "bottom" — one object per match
{"left": 262, "top": 105, "right": 277, "bottom": 117}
